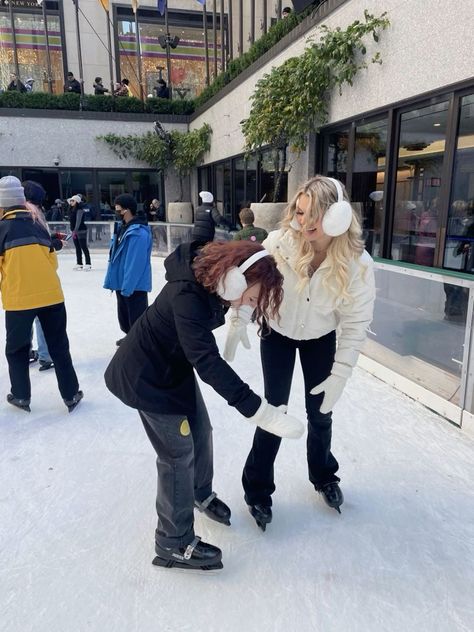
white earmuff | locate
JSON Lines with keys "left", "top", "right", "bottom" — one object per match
{"left": 217, "top": 250, "right": 270, "bottom": 301}
{"left": 322, "top": 178, "right": 353, "bottom": 237}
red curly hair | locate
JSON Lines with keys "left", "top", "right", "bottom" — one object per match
{"left": 192, "top": 240, "right": 283, "bottom": 327}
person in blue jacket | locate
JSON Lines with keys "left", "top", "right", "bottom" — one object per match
{"left": 104, "top": 194, "right": 152, "bottom": 346}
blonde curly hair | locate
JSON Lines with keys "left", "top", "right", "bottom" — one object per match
{"left": 280, "top": 175, "right": 365, "bottom": 300}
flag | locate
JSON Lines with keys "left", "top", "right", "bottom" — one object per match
{"left": 157, "top": 0, "right": 166, "bottom": 15}
{"left": 196, "top": 0, "right": 206, "bottom": 5}
{"left": 98, "top": 0, "right": 109, "bottom": 11}
{"left": 131, "top": 0, "right": 139, "bottom": 14}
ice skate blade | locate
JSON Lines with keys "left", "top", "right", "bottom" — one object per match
{"left": 248, "top": 505, "right": 272, "bottom": 532}
{"left": 152, "top": 556, "right": 223, "bottom": 571}
{"left": 195, "top": 506, "right": 231, "bottom": 526}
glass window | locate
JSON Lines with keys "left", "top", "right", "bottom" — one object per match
{"left": 391, "top": 102, "right": 449, "bottom": 266}
{"left": 131, "top": 170, "right": 163, "bottom": 216}
{"left": 60, "top": 170, "right": 94, "bottom": 208}
{"left": 351, "top": 119, "right": 388, "bottom": 257}
{"left": 22, "top": 168, "right": 60, "bottom": 209}
{"left": 117, "top": 16, "right": 223, "bottom": 99}
{"left": 444, "top": 94, "right": 474, "bottom": 272}
{"left": 245, "top": 156, "right": 257, "bottom": 206}
{"left": 259, "top": 149, "right": 288, "bottom": 203}
{"left": 214, "top": 160, "right": 232, "bottom": 221}
{"left": 0, "top": 9, "right": 64, "bottom": 94}
{"left": 97, "top": 171, "right": 127, "bottom": 216}
{"left": 323, "top": 130, "right": 349, "bottom": 185}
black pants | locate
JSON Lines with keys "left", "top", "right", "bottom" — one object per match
{"left": 139, "top": 382, "right": 213, "bottom": 549}
{"left": 73, "top": 234, "right": 91, "bottom": 265}
{"left": 116, "top": 291, "right": 148, "bottom": 334}
{"left": 242, "top": 328, "right": 339, "bottom": 507}
{"left": 5, "top": 303, "right": 79, "bottom": 402}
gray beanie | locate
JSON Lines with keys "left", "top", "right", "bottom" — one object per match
{"left": 0, "top": 175, "right": 26, "bottom": 208}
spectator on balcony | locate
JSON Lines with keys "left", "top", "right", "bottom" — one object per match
{"left": 282, "top": 6, "right": 292, "bottom": 18}
{"left": 93, "top": 77, "right": 109, "bottom": 95}
{"left": 155, "top": 78, "right": 170, "bottom": 99}
{"left": 64, "top": 71, "right": 81, "bottom": 95}
{"left": 7, "top": 73, "right": 26, "bottom": 93}
{"left": 24, "top": 78, "right": 34, "bottom": 93}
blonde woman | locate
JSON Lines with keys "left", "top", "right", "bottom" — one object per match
{"left": 224, "top": 175, "right": 376, "bottom": 529}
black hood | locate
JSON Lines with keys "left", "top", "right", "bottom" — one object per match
{"left": 164, "top": 241, "right": 203, "bottom": 283}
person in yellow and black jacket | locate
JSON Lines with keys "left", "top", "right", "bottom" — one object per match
{"left": 0, "top": 176, "right": 83, "bottom": 413}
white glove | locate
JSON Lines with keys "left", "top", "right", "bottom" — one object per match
{"left": 310, "top": 363, "right": 352, "bottom": 414}
{"left": 248, "top": 399, "right": 304, "bottom": 439}
{"left": 223, "top": 305, "right": 254, "bottom": 362}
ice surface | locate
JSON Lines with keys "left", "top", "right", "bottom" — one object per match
{"left": 1, "top": 253, "right": 473, "bottom": 632}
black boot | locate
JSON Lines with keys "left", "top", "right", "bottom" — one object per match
{"left": 7, "top": 393, "right": 31, "bottom": 412}
{"left": 39, "top": 360, "right": 54, "bottom": 372}
{"left": 29, "top": 350, "right": 39, "bottom": 364}
{"left": 318, "top": 482, "right": 344, "bottom": 514}
{"left": 248, "top": 504, "right": 272, "bottom": 531}
{"left": 194, "top": 492, "right": 231, "bottom": 526}
{"left": 64, "top": 390, "right": 83, "bottom": 413}
{"left": 153, "top": 536, "right": 223, "bottom": 571}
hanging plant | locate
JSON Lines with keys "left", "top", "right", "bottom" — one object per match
{"left": 97, "top": 123, "right": 212, "bottom": 201}
{"left": 242, "top": 10, "right": 390, "bottom": 201}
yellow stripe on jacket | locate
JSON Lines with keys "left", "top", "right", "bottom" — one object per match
{"left": 0, "top": 241, "right": 64, "bottom": 311}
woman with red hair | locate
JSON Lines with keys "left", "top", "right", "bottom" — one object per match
{"left": 105, "top": 240, "right": 304, "bottom": 571}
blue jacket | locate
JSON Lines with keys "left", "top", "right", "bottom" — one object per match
{"left": 103, "top": 220, "right": 152, "bottom": 296}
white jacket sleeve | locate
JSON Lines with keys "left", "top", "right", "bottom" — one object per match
{"left": 335, "top": 255, "right": 376, "bottom": 371}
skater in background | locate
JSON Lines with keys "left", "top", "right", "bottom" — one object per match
{"left": 224, "top": 175, "right": 375, "bottom": 530}
{"left": 23, "top": 180, "right": 64, "bottom": 372}
{"left": 68, "top": 194, "right": 91, "bottom": 270}
{"left": 233, "top": 207, "right": 268, "bottom": 243}
{"left": 103, "top": 194, "right": 153, "bottom": 347}
{"left": 192, "top": 191, "right": 232, "bottom": 243}
{"left": 0, "top": 176, "right": 83, "bottom": 413}
{"left": 105, "top": 240, "right": 304, "bottom": 571}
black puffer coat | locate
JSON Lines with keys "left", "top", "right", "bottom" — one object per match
{"left": 104, "top": 242, "right": 261, "bottom": 417}
{"left": 192, "top": 203, "right": 231, "bottom": 243}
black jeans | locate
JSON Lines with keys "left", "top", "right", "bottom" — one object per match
{"left": 139, "top": 382, "right": 213, "bottom": 549}
{"left": 116, "top": 291, "right": 148, "bottom": 334}
{"left": 73, "top": 234, "right": 91, "bottom": 265}
{"left": 5, "top": 303, "right": 79, "bottom": 402}
{"left": 242, "top": 328, "right": 339, "bottom": 507}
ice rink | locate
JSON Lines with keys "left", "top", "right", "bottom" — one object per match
{"left": 1, "top": 252, "right": 473, "bottom": 632}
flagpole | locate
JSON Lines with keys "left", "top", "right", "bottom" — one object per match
{"left": 106, "top": 10, "right": 115, "bottom": 97}
{"left": 202, "top": 3, "right": 210, "bottom": 86}
{"left": 8, "top": 0, "right": 21, "bottom": 91}
{"left": 212, "top": 0, "right": 217, "bottom": 78}
{"left": 40, "top": 0, "right": 53, "bottom": 93}
{"left": 164, "top": 2, "right": 172, "bottom": 98}
{"left": 134, "top": 8, "right": 143, "bottom": 99}
{"left": 220, "top": 0, "right": 224, "bottom": 72}
{"left": 228, "top": 0, "right": 233, "bottom": 61}
{"left": 73, "top": 0, "right": 85, "bottom": 103}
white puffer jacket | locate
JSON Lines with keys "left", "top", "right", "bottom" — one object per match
{"left": 264, "top": 229, "right": 376, "bottom": 368}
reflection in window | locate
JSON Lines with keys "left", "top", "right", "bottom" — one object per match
{"left": 131, "top": 171, "right": 163, "bottom": 216}
{"left": 323, "top": 130, "right": 349, "bottom": 185}
{"left": 60, "top": 171, "right": 94, "bottom": 207}
{"left": 391, "top": 102, "right": 448, "bottom": 266}
{"left": 0, "top": 9, "right": 64, "bottom": 94}
{"left": 444, "top": 94, "right": 474, "bottom": 274}
{"left": 260, "top": 149, "right": 288, "bottom": 203}
{"left": 98, "top": 171, "right": 127, "bottom": 217}
{"left": 351, "top": 119, "right": 387, "bottom": 256}
{"left": 117, "top": 16, "right": 222, "bottom": 99}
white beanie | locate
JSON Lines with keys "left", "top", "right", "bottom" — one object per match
{"left": 67, "top": 194, "right": 82, "bottom": 204}
{"left": 0, "top": 175, "right": 26, "bottom": 208}
{"left": 199, "top": 191, "right": 213, "bottom": 204}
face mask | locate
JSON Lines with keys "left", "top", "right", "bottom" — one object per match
{"left": 115, "top": 209, "right": 123, "bottom": 219}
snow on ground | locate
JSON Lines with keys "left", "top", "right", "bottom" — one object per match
{"left": 1, "top": 252, "right": 473, "bottom": 632}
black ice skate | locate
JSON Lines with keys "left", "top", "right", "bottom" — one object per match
{"left": 153, "top": 536, "right": 223, "bottom": 571}
{"left": 64, "top": 390, "right": 83, "bottom": 413}
{"left": 39, "top": 360, "right": 54, "bottom": 372}
{"left": 318, "top": 482, "right": 344, "bottom": 514}
{"left": 29, "top": 350, "right": 39, "bottom": 364}
{"left": 194, "top": 492, "right": 231, "bottom": 525}
{"left": 7, "top": 393, "right": 31, "bottom": 412}
{"left": 248, "top": 504, "right": 272, "bottom": 531}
